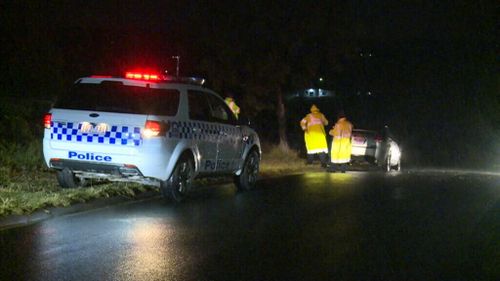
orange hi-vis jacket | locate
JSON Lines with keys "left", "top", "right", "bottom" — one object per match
{"left": 329, "top": 117, "right": 353, "bottom": 163}
{"left": 300, "top": 105, "right": 328, "bottom": 154}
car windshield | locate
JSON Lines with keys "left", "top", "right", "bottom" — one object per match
{"left": 55, "top": 81, "right": 180, "bottom": 116}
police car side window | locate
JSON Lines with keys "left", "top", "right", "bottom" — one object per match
{"left": 206, "top": 94, "right": 236, "bottom": 124}
{"left": 188, "top": 91, "right": 210, "bottom": 121}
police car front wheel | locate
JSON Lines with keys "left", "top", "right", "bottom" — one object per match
{"left": 234, "top": 149, "right": 260, "bottom": 191}
{"left": 56, "top": 168, "right": 87, "bottom": 188}
{"left": 161, "top": 154, "right": 194, "bottom": 202}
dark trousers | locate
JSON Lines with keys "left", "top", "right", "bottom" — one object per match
{"left": 327, "top": 163, "right": 348, "bottom": 172}
{"left": 307, "top": 153, "right": 328, "bottom": 165}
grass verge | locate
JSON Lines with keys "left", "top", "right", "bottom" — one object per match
{"left": 0, "top": 142, "right": 318, "bottom": 217}
{"left": 259, "top": 143, "right": 323, "bottom": 177}
{"left": 0, "top": 172, "right": 156, "bottom": 216}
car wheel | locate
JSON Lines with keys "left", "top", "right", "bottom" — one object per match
{"left": 395, "top": 160, "right": 401, "bottom": 171}
{"left": 385, "top": 155, "right": 392, "bottom": 172}
{"left": 161, "top": 154, "right": 194, "bottom": 202}
{"left": 56, "top": 168, "right": 87, "bottom": 188}
{"left": 234, "top": 150, "right": 260, "bottom": 191}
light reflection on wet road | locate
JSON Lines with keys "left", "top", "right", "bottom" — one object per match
{"left": 0, "top": 170, "right": 498, "bottom": 281}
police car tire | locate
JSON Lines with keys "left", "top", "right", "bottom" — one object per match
{"left": 56, "top": 168, "right": 87, "bottom": 188}
{"left": 161, "top": 154, "right": 194, "bottom": 202}
{"left": 235, "top": 149, "right": 260, "bottom": 191}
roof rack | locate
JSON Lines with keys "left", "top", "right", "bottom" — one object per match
{"left": 163, "top": 75, "right": 206, "bottom": 86}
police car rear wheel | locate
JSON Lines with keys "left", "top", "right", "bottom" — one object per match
{"left": 162, "top": 155, "right": 194, "bottom": 202}
{"left": 56, "top": 168, "right": 87, "bottom": 188}
{"left": 235, "top": 150, "right": 260, "bottom": 191}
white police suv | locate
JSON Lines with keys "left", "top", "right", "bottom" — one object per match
{"left": 43, "top": 71, "right": 261, "bottom": 201}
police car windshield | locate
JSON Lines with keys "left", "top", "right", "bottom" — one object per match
{"left": 56, "top": 81, "right": 179, "bottom": 116}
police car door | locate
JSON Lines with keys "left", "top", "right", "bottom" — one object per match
{"left": 187, "top": 90, "right": 218, "bottom": 172}
{"left": 206, "top": 92, "right": 242, "bottom": 172}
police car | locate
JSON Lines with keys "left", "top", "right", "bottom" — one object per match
{"left": 43, "top": 71, "right": 261, "bottom": 202}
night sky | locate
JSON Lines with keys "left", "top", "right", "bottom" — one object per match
{"left": 0, "top": 0, "right": 498, "bottom": 168}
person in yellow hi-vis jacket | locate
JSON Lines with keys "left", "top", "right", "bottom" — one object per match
{"left": 327, "top": 110, "right": 353, "bottom": 173}
{"left": 224, "top": 95, "right": 240, "bottom": 119}
{"left": 300, "top": 104, "right": 329, "bottom": 167}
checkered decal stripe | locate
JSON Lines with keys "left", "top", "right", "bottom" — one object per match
{"left": 168, "top": 121, "right": 240, "bottom": 144}
{"left": 50, "top": 122, "right": 142, "bottom": 146}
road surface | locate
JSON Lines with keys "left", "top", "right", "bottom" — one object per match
{"left": 0, "top": 169, "right": 498, "bottom": 281}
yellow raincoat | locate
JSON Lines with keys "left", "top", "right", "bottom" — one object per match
{"left": 329, "top": 117, "right": 353, "bottom": 163}
{"left": 224, "top": 97, "right": 240, "bottom": 119}
{"left": 300, "top": 105, "right": 328, "bottom": 154}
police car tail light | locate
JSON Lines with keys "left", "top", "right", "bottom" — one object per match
{"left": 143, "top": 120, "right": 168, "bottom": 138}
{"left": 44, "top": 113, "right": 52, "bottom": 129}
{"left": 125, "top": 71, "right": 161, "bottom": 81}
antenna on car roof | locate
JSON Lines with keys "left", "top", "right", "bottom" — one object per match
{"left": 171, "top": 56, "right": 180, "bottom": 77}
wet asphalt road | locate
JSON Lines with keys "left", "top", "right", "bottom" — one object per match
{"left": 0, "top": 169, "right": 499, "bottom": 281}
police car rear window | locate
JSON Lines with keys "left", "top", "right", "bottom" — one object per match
{"left": 55, "top": 82, "right": 180, "bottom": 116}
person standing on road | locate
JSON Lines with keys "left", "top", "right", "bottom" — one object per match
{"left": 300, "top": 104, "right": 329, "bottom": 167}
{"left": 224, "top": 94, "right": 240, "bottom": 120}
{"left": 328, "top": 110, "right": 353, "bottom": 173}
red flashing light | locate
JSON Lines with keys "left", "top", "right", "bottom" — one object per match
{"left": 374, "top": 135, "right": 383, "bottom": 142}
{"left": 125, "top": 71, "right": 161, "bottom": 81}
{"left": 44, "top": 113, "right": 52, "bottom": 129}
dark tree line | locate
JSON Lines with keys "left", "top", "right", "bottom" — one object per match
{"left": 1, "top": 1, "right": 498, "bottom": 167}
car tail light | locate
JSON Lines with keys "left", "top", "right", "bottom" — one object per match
{"left": 143, "top": 120, "right": 169, "bottom": 138}
{"left": 125, "top": 71, "right": 161, "bottom": 81}
{"left": 44, "top": 113, "right": 52, "bottom": 129}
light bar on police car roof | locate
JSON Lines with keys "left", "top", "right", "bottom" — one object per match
{"left": 125, "top": 71, "right": 161, "bottom": 81}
